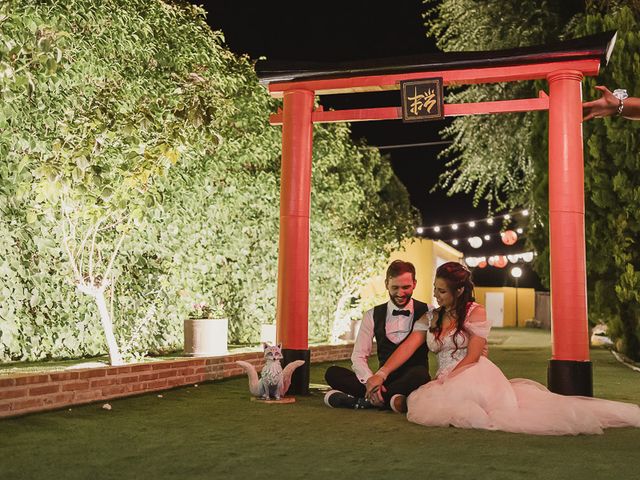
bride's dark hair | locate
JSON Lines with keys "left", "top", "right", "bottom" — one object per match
{"left": 430, "top": 262, "right": 476, "bottom": 352}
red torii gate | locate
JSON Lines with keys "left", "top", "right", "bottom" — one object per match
{"left": 256, "top": 31, "right": 617, "bottom": 397}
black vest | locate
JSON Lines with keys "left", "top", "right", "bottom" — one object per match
{"left": 373, "top": 299, "right": 429, "bottom": 371}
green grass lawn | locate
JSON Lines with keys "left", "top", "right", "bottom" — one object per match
{"left": 1, "top": 330, "right": 639, "bottom": 480}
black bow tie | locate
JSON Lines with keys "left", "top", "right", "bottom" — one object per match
{"left": 392, "top": 309, "right": 411, "bottom": 317}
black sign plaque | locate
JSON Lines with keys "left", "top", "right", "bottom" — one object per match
{"left": 400, "top": 78, "right": 444, "bottom": 122}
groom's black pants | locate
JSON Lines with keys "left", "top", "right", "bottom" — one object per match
{"left": 325, "top": 364, "right": 430, "bottom": 409}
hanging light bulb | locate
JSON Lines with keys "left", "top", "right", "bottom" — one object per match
{"left": 483, "top": 234, "right": 490, "bottom": 241}
{"left": 434, "top": 226, "right": 441, "bottom": 233}
{"left": 487, "top": 218, "right": 494, "bottom": 225}
{"left": 504, "top": 214, "right": 511, "bottom": 220}
{"left": 516, "top": 227, "right": 523, "bottom": 234}
{"left": 452, "top": 239, "right": 459, "bottom": 245}
{"left": 417, "top": 227, "right": 424, "bottom": 234}
{"left": 522, "top": 209, "right": 529, "bottom": 216}
{"left": 468, "top": 221, "right": 476, "bottom": 227}
{"left": 451, "top": 224, "right": 458, "bottom": 230}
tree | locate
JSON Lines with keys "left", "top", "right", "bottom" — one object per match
{"left": 552, "top": 5, "right": 640, "bottom": 360}
{"left": 426, "top": 0, "right": 640, "bottom": 360}
{"left": 423, "top": 0, "right": 580, "bottom": 211}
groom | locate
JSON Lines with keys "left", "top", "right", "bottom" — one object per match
{"left": 324, "top": 260, "right": 431, "bottom": 412}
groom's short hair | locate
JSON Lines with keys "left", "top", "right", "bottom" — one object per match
{"left": 386, "top": 260, "right": 416, "bottom": 281}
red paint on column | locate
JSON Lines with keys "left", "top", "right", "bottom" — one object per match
{"left": 276, "top": 89, "right": 314, "bottom": 350}
{"left": 547, "top": 70, "right": 589, "bottom": 361}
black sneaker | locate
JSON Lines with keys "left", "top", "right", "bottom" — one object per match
{"left": 323, "top": 390, "right": 357, "bottom": 409}
{"left": 354, "top": 397, "right": 375, "bottom": 409}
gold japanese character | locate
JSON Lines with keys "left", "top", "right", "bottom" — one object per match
{"left": 408, "top": 88, "right": 437, "bottom": 116}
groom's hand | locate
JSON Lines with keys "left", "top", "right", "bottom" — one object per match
{"left": 366, "top": 374, "right": 386, "bottom": 405}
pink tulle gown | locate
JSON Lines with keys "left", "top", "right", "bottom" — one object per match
{"left": 406, "top": 303, "right": 640, "bottom": 435}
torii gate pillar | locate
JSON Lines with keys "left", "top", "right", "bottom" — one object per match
{"left": 276, "top": 89, "right": 314, "bottom": 394}
{"left": 546, "top": 70, "right": 592, "bottom": 396}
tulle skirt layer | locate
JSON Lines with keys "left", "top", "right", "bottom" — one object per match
{"left": 406, "top": 356, "right": 640, "bottom": 435}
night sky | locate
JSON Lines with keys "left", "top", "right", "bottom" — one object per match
{"left": 192, "top": 0, "right": 543, "bottom": 289}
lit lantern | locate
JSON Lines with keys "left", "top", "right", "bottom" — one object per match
{"left": 507, "top": 254, "right": 519, "bottom": 263}
{"left": 501, "top": 230, "right": 518, "bottom": 245}
{"left": 465, "top": 257, "right": 479, "bottom": 267}
{"left": 522, "top": 251, "right": 534, "bottom": 262}
{"left": 468, "top": 236, "right": 483, "bottom": 249}
{"left": 494, "top": 255, "right": 508, "bottom": 268}
{"left": 487, "top": 256, "right": 496, "bottom": 266}
{"left": 477, "top": 260, "right": 487, "bottom": 269}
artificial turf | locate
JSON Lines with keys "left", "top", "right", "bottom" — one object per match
{"left": 1, "top": 330, "right": 639, "bottom": 480}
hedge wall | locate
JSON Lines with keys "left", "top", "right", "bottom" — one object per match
{"left": 0, "top": 0, "right": 417, "bottom": 362}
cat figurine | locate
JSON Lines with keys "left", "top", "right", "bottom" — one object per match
{"left": 236, "top": 343, "right": 305, "bottom": 400}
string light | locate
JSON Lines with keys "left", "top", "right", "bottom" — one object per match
{"left": 419, "top": 208, "right": 530, "bottom": 232}
{"left": 465, "top": 251, "right": 536, "bottom": 266}
{"left": 430, "top": 228, "right": 528, "bottom": 246}
{"left": 417, "top": 209, "right": 532, "bottom": 247}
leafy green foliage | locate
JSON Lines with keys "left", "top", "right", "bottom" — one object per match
{"left": 530, "top": 5, "right": 640, "bottom": 360}
{"left": 424, "top": 0, "right": 577, "bottom": 211}
{"left": 564, "top": 6, "right": 640, "bottom": 360}
{"left": 0, "top": 0, "right": 415, "bottom": 361}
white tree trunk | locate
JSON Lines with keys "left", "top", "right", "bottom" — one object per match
{"left": 331, "top": 290, "right": 353, "bottom": 343}
{"left": 61, "top": 206, "right": 129, "bottom": 366}
{"left": 94, "top": 289, "right": 124, "bottom": 366}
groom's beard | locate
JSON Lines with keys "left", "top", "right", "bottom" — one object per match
{"left": 390, "top": 293, "right": 412, "bottom": 308}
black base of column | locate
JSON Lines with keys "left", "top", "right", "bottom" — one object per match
{"left": 547, "top": 359, "right": 593, "bottom": 396}
{"left": 283, "top": 348, "right": 311, "bottom": 396}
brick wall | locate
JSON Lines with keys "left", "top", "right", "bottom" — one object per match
{"left": 0, "top": 343, "right": 355, "bottom": 419}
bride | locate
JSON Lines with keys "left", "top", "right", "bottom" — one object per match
{"left": 365, "top": 262, "right": 640, "bottom": 435}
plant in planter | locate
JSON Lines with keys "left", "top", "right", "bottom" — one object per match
{"left": 189, "top": 301, "right": 225, "bottom": 320}
{"left": 184, "top": 301, "right": 228, "bottom": 356}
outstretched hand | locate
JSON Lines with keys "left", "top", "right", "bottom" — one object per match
{"left": 583, "top": 85, "right": 619, "bottom": 120}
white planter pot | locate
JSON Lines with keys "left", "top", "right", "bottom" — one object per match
{"left": 184, "top": 318, "right": 228, "bottom": 356}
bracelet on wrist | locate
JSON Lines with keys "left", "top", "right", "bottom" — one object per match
{"left": 613, "top": 89, "right": 628, "bottom": 116}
